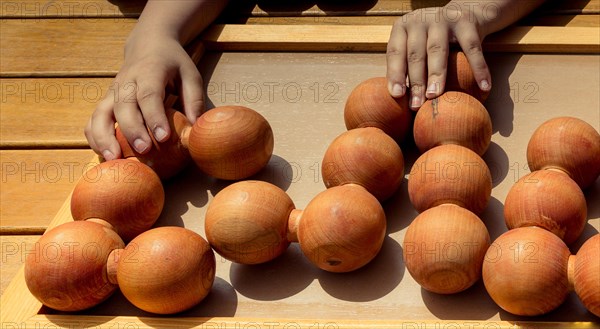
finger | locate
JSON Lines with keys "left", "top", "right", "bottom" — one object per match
{"left": 455, "top": 24, "right": 492, "bottom": 92}
{"left": 179, "top": 61, "right": 205, "bottom": 124}
{"left": 406, "top": 25, "right": 428, "bottom": 110}
{"left": 425, "top": 26, "right": 449, "bottom": 99}
{"left": 386, "top": 21, "right": 408, "bottom": 98}
{"left": 87, "top": 95, "right": 121, "bottom": 160}
{"left": 114, "top": 81, "right": 152, "bottom": 154}
{"left": 136, "top": 72, "right": 171, "bottom": 143}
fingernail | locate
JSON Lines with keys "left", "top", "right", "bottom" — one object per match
{"left": 411, "top": 95, "right": 422, "bottom": 109}
{"left": 480, "top": 80, "right": 491, "bottom": 90}
{"left": 133, "top": 139, "right": 149, "bottom": 153}
{"left": 154, "top": 127, "right": 168, "bottom": 142}
{"left": 391, "top": 83, "right": 405, "bottom": 97}
{"left": 102, "top": 150, "right": 115, "bottom": 161}
{"left": 426, "top": 83, "right": 438, "bottom": 97}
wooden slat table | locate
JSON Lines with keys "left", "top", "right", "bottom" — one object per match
{"left": 1, "top": 1, "right": 599, "bottom": 328}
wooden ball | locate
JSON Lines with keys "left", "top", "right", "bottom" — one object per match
{"left": 504, "top": 170, "right": 587, "bottom": 245}
{"left": 403, "top": 204, "right": 490, "bottom": 294}
{"left": 408, "top": 144, "right": 492, "bottom": 215}
{"left": 116, "top": 108, "right": 192, "bottom": 180}
{"left": 117, "top": 227, "right": 216, "bottom": 314}
{"left": 446, "top": 51, "right": 490, "bottom": 102}
{"left": 322, "top": 127, "right": 404, "bottom": 201}
{"left": 527, "top": 117, "right": 600, "bottom": 189}
{"left": 574, "top": 234, "right": 600, "bottom": 317}
{"left": 70, "top": 159, "right": 165, "bottom": 241}
{"left": 414, "top": 91, "right": 492, "bottom": 155}
{"left": 344, "top": 77, "right": 412, "bottom": 142}
{"left": 482, "top": 227, "right": 571, "bottom": 316}
{"left": 24, "top": 221, "right": 124, "bottom": 311}
{"left": 297, "top": 184, "right": 386, "bottom": 272}
{"left": 187, "top": 106, "right": 274, "bottom": 180}
{"left": 205, "top": 180, "right": 294, "bottom": 264}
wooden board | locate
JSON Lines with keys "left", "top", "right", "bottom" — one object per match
{"left": 0, "top": 19, "right": 134, "bottom": 76}
{"left": 239, "top": 14, "right": 600, "bottom": 27}
{"left": 0, "top": 150, "right": 96, "bottom": 231}
{"left": 0, "top": 78, "right": 108, "bottom": 148}
{"left": 1, "top": 0, "right": 599, "bottom": 18}
{"left": 1, "top": 52, "right": 599, "bottom": 328}
{"left": 201, "top": 24, "right": 600, "bottom": 53}
{"left": 0, "top": 0, "right": 600, "bottom": 18}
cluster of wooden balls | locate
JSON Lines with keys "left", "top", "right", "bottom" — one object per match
{"left": 25, "top": 105, "right": 275, "bottom": 314}
{"left": 401, "top": 54, "right": 494, "bottom": 294}
{"left": 483, "top": 116, "right": 600, "bottom": 316}
{"left": 205, "top": 77, "right": 411, "bottom": 272}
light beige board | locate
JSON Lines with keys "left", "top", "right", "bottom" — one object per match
{"left": 3, "top": 52, "right": 596, "bottom": 326}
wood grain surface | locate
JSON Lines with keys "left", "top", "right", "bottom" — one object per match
{"left": 0, "top": 150, "right": 96, "bottom": 229}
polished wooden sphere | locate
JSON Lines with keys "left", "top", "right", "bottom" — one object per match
{"left": 413, "top": 91, "right": 492, "bottom": 155}
{"left": 344, "top": 77, "right": 412, "bottom": 142}
{"left": 573, "top": 234, "right": 600, "bottom": 317}
{"left": 116, "top": 226, "right": 216, "bottom": 314}
{"left": 446, "top": 51, "right": 490, "bottom": 102}
{"left": 403, "top": 204, "right": 490, "bottom": 294}
{"left": 187, "top": 106, "right": 274, "bottom": 180}
{"left": 70, "top": 159, "right": 165, "bottom": 241}
{"left": 321, "top": 127, "right": 405, "bottom": 201}
{"left": 205, "top": 180, "right": 295, "bottom": 264}
{"left": 408, "top": 144, "right": 492, "bottom": 215}
{"left": 297, "top": 184, "right": 386, "bottom": 273}
{"left": 116, "top": 108, "right": 192, "bottom": 180}
{"left": 482, "top": 227, "right": 571, "bottom": 316}
{"left": 24, "top": 220, "right": 124, "bottom": 311}
{"left": 504, "top": 170, "right": 587, "bottom": 245}
{"left": 527, "top": 116, "right": 600, "bottom": 189}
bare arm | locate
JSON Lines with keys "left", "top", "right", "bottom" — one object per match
{"left": 386, "top": 0, "right": 545, "bottom": 110}
{"left": 85, "top": 0, "right": 228, "bottom": 160}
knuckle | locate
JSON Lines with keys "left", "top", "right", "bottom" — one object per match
{"left": 427, "top": 43, "right": 447, "bottom": 55}
{"left": 136, "top": 86, "right": 162, "bottom": 103}
{"left": 407, "top": 51, "right": 425, "bottom": 63}
{"left": 386, "top": 47, "right": 404, "bottom": 57}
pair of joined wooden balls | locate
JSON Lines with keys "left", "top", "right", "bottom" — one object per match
{"left": 205, "top": 180, "right": 386, "bottom": 273}
{"left": 483, "top": 228, "right": 599, "bottom": 317}
{"left": 405, "top": 144, "right": 492, "bottom": 294}
{"left": 25, "top": 222, "right": 215, "bottom": 314}
{"left": 504, "top": 117, "right": 599, "bottom": 245}
{"left": 117, "top": 106, "right": 274, "bottom": 181}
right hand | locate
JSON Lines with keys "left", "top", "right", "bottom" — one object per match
{"left": 85, "top": 35, "right": 205, "bottom": 160}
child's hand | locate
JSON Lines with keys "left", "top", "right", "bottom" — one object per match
{"left": 85, "top": 36, "right": 204, "bottom": 160}
{"left": 83, "top": 0, "right": 228, "bottom": 160}
{"left": 386, "top": 5, "right": 491, "bottom": 110}
{"left": 386, "top": 0, "right": 545, "bottom": 110}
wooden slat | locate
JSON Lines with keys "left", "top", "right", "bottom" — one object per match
{"left": 0, "top": 150, "right": 96, "bottom": 230}
{"left": 239, "top": 14, "right": 600, "bottom": 27}
{"left": 0, "top": 235, "right": 40, "bottom": 296}
{"left": 0, "top": 19, "right": 134, "bottom": 76}
{"left": 201, "top": 24, "right": 600, "bottom": 53}
{"left": 2, "top": 0, "right": 599, "bottom": 18}
{"left": 0, "top": 78, "right": 108, "bottom": 148}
